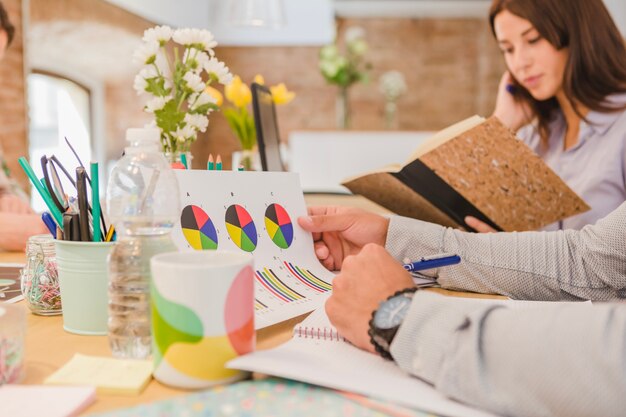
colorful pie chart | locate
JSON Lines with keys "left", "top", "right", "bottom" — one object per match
{"left": 264, "top": 204, "right": 293, "bottom": 249}
{"left": 180, "top": 205, "right": 218, "bottom": 250}
{"left": 225, "top": 205, "right": 257, "bottom": 252}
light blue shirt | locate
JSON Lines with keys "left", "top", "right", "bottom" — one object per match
{"left": 518, "top": 94, "right": 626, "bottom": 230}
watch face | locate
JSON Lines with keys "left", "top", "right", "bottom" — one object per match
{"left": 374, "top": 295, "right": 412, "bottom": 330}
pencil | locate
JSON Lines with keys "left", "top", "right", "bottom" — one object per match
{"left": 207, "top": 154, "right": 214, "bottom": 170}
{"left": 105, "top": 225, "right": 115, "bottom": 242}
{"left": 216, "top": 154, "right": 222, "bottom": 171}
{"left": 90, "top": 162, "right": 102, "bottom": 242}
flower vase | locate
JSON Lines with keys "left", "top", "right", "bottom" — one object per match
{"left": 384, "top": 100, "right": 398, "bottom": 130}
{"left": 336, "top": 87, "right": 351, "bottom": 129}
{"left": 240, "top": 149, "right": 255, "bottom": 171}
{"left": 232, "top": 149, "right": 260, "bottom": 171}
{"left": 164, "top": 151, "right": 193, "bottom": 169}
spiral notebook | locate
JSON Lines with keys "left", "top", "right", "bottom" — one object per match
{"left": 229, "top": 307, "right": 497, "bottom": 417}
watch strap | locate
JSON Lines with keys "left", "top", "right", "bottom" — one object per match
{"left": 368, "top": 287, "right": 418, "bottom": 360}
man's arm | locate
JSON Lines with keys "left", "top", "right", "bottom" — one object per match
{"left": 391, "top": 292, "right": 626, "bottom": 417}
{"left": 386, "top": 202, "right": 626, "bottom": 301}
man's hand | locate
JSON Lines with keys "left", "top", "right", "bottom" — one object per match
{"left": 298, "top": 206, "right": 389, "bottom": 271}
{"left": 0, "top": 194, "right": 34, "bottom": 214}
{"left": 325, "top": 244, "right": 415, "bottom": 353}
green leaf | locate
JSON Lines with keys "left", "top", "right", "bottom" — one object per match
{"left": 155, "top": 100, "right": 185, "bottom": 134}
{"left": 145, "top": 77, "right": 170, "bottom": 97}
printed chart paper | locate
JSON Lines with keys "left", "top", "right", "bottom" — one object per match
{"left": 173, "top": 171, "right": 335, "bottom": 328}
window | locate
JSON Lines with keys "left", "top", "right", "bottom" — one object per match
{"left": 27, "top": 73, "right": 92, "bottom": 212}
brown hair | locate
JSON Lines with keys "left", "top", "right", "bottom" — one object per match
{"left": 489, "top": 0, "right": 626, "bottom": 142}
{"left": 0, "top": 1, "right": 15, "bottom": 46}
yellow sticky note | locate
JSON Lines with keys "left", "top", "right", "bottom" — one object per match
{"left": 44, "top": 354, "right": 153, "bottom": 395}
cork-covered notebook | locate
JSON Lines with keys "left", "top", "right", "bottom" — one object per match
{"left": 342, "top": 116, "right": 589, "bottom": 232}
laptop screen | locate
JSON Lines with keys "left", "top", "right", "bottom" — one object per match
{"left": 251, "top": 82, "right": 285, "bottom": 171}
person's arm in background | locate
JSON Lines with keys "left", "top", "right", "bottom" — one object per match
{"left": 0, "top": 212, "right": 49, "bottom": 251}
{"left": 0, "top": 189, "right": 50, "bottom": 251}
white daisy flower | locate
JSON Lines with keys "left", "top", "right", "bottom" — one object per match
{"left": 143, "top": 25, "right": 173, "bottom": 45}
{"left": 133, "top": 41, "right": 160, "bottom": 65}
{"left": 173, "top": 28, "right": 217, "bottom": 51}
{"left": 190, "top": 92, "right": 217, "bottom": 111}
{"left": 183, "top": 72, "right": 205, "bottom": 93}
{"left": 204, "top": 58, "right": 233, "bottom": 85}
{"left": 145, "top": 96, "right": 171, "bottom": 113}
{"left": 184, "top": 113, "right": 209, "bottom": 132}
{"left": 139, "top": 66, "right": 159, "bottom": 80}
{"left": 133, "top": 73, "right": 148, "bottom": 95}
{"left": 183, "top": 50, "right": 210, "bottom": 74}
{"left": 174, "top": 124, "right": 197, "bottom": 141}
{"left": 344, "top": 26, "right": 366, "bottom": 43}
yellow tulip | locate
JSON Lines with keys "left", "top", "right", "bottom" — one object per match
{"left": 253, "top": 74, "right": 265, "bottom": 85}
{"left": 204, "top": 86, "right": 223, "bottom": 107}
{"left": 225, "top": 76, "right": 252, "bottom": 108}
{"left": 270, "top": 83, "right": 295, "bottom": 105}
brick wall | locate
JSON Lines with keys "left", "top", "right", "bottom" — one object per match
{"left": 2, "top": 0, "right": 506, "bottom": 174}
{"left": 0, "top": 0, "right": 27, "bottom": 188}
{"left": 194, "top": 18, "right": 505, "bottom": 169}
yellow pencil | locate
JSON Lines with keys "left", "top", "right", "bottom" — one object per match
{"left": 105, "top": 226, "right": 115, "bottom": 242}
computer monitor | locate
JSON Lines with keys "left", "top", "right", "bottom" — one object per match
{"left": 251, "top": 82, "right": 286, "bottom": 171}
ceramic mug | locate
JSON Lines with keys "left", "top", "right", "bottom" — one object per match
{"left": 150, "top": 250, "right": 255, "bottom": 388}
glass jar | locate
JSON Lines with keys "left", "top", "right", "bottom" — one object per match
{"left": 20, "top": 234, "right": 62, "bottom": 315}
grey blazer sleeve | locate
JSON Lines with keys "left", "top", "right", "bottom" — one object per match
{"left": 385, "top": 202, "right": 626, "bottom": 301}
{"left": 390, "top": 292, "right": 626, "bottom": 417}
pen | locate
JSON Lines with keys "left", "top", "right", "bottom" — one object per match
{"left": 76, "top": 167, "right": 91, "bottom": 242}
{"left": 18, "top": 157, "right": 64, "bottom": 229}
{"left": 41, "top": 212, "right": 57, "bottom": 238}
{"left": 216, "top": 154, "right": 222, "bottom": 171}
{"left": 207, "top": 154, "right": 214, "bottom": 171}
{"left": 90, "top": 162, "right": 102, "bottom": 242}
{"left": 403, "top": 254, "right": 461, "bottom": 272}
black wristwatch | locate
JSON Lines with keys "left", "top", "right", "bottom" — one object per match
{"left": 368, "top": 287, "right": 418, "bottom": 360}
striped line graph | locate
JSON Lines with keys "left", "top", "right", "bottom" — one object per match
{"left": 255, "top": 268, "right": 305, "bottom": 302}
{"left": 284, "top": 262, "right": 332, "bottom": 293}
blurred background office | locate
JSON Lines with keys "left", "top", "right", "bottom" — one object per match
{"left": 0, "top": 0, "right": 624, "bottom": 207}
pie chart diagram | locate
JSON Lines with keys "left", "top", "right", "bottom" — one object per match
{"left": 180, "top": 205, "right": 218, "bottom": 250}
{"left": 225, "top": 204, "right": 257, "bottom": 252}
{"left": 264, "top": 204, "right": 293, "bottom": 249}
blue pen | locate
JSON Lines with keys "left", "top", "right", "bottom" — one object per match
{"left": 41, "top": 212, "right": 57, "bottom": 238}
{"left": 403, "top": 254, "right": 461, "bottom": 272}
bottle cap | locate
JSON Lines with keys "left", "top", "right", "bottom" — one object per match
{"left": 126, "top": 128, "right": 160, "bottom": 143}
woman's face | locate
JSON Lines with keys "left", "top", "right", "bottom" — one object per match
{"left": 494, "top": 10, "right": 568, "bottom": 101}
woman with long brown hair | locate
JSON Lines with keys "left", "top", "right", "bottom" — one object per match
{"left": 466, "top": 0, "right": 626, "bottom": 232}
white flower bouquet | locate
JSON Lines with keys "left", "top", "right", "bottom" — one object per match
{"left": 133, "top": 25, "right": 233, "bottom": 155}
